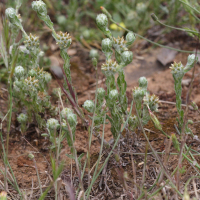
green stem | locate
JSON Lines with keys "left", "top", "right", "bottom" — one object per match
{"left": 153, "top": 14, "right": 200, "bottom": 34}
{"left": 110, "top": 18, "right": 199, "bottom": 54}
{"left": 87, "top": 68, "right": 99, "bottom": 193}
{"left": 60, "top": 49, "right": 71, "bottom": 83}
{"left": 117, "top": 70, "right": 127, "bottom": 113}
{"left": 179, "top": 0, "right": 200, "bottom": 14}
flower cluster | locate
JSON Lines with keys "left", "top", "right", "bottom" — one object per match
{"left": 24, "top": 33, "right": 40, "bottom": 53}
{"left": 101, "top": 60, "right": 119, "bottom": 76}
{"left": 56, "top": 31, "right": 72, "bottom": 49}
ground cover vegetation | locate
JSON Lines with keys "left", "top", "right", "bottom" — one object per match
{"left": 0, "top": 0, "right": 200, "bottom": 199}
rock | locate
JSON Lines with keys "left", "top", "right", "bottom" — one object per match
{"left": 157, "top": 48, "right": 177, "bottom": 66}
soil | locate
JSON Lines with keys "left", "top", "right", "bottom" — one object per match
{"left": 0, "top": 32, "right": 200, "bottom": 200}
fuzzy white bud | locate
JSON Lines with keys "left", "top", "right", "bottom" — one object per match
{"left": 83, "top": 100, "right": 95, "bottom": 113}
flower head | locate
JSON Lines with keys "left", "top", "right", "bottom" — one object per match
{"left": 24, "top": 33, "right": 40, "bottom": 53}
{"left": 101, "top": 60, "right": 119, "bottom": 76}
{"left": 170, "top": 61, "right": 185, "bottom": 80}
{"left": 113, "top": 36, "right": 127, "bottom": 53}
{"left": 56, "top": 31, "right": 72, "bottom": 49}
{"left": 143, "top": 94, "right": 159, "bottom": 112}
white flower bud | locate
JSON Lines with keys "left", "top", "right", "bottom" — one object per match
{"left": 5, "top": 8, "right": 16, "bottom": 19}
{"left": 96, "top": 14, "right": 108, "bottom": 28}
{"left": 61, "top": 108, "right": 73, "bottom": 119}
{"left": 187, "top": 54, "right": 196, "bottom": 65}
{"left": 126, "top": 32, "right": 136, "bottom": 46}
{"left": 17, "top": 113, "right": 28, "bottom": 124}
{"left": 66, "top": 113, "right": 77, "bottom": 127}
{"left": 121, "top": 51, "right": 133, "bottom": 66}
{"left": 32, "top": 0, "right": 47, "bottom": 17}
{"left": 97, "top": 88, "right": 105, "bottom": 99}
{"left": 5, "top": 7, "right": 22, "bottom": 28}
{"left": 89, "top": 49, "right": 99, "bottom": 60}
{"left": 14, "top": 66, "right": 24, "bottom": 79}
{"left": 139, "top": 77, "right": 148, "bottom": 90}
{"left": 184, "top": 54, "right": 197, "bottom": 73}
{"left": 109, "top": 89, "right": 118, "bottom": 100}
{"left": 83, "top": 100, "right": 94, "bottom": 113}
{"left": 102, "top": 38, "right": 112, "bottom": 54}
{"left": 46, "top": 118, "right": 60, "bottom": 130}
